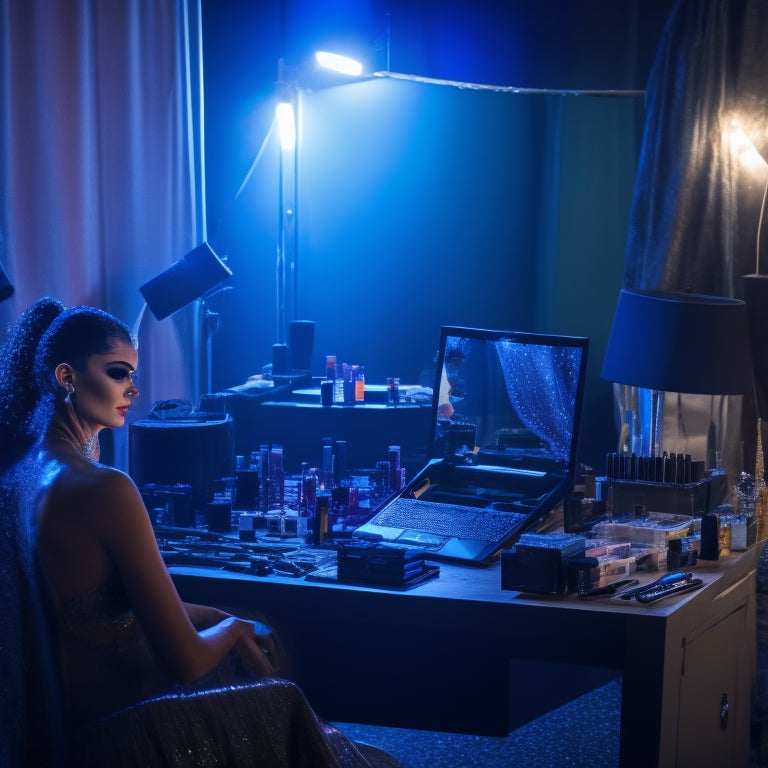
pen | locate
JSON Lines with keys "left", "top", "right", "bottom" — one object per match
{"left": 578, "top": 578, "right": 639, "bottom": 599}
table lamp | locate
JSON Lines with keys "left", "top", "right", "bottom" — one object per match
{"left": 601, "top": 288, "right": 754, "bottom": 458}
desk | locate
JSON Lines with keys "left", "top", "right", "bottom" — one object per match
{"left": 171, "top": 545, "right": 760, "bottom": 768}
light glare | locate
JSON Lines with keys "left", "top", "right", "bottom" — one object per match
{"left": 730, "top": 119, "right": 768, "bottom": 173}
{"left": 315, "top": 51, "right": 363, "bottom": 77}
{"left": 276, "top": 102, "right": 295, "bottom": 151}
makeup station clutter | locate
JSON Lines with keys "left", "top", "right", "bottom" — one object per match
{"left": 500, "top": 441, "right": 768, "bottom": 600}
{"left": 133, "top": 323, "right": 765, "bottom": 603}
{"left": 138, "top": 437, "right": 408, "bottom": 580}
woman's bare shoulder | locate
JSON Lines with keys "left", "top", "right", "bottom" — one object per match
{"left": 61, "top": 459, "right": 135, "bottom": 489}
{"left": 57, "top": 460, "right": 144, "bottom": 514}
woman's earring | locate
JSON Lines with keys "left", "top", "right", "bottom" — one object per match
{"left": 65, "top": 381, "right": 75, "bottom": 404}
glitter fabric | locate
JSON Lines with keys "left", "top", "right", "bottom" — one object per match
{"left": 495, "top": 341, "right": 582, "bottom": 463}
{"left": 59, "top": 573, "right": 141, "bottom": 647}
{"left": 75, "top": 680, "right": 402, "bottom": 768}
{"left": 56, "top": 577, "right": 400, "bottom": 766}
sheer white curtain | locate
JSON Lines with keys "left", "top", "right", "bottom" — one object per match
{"left": 0, "top": 0, "right": 206, "bottom": 467}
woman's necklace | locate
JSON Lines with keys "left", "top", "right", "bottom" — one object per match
{"left": 51, "top": 429, "right": 99, "bottom": 463}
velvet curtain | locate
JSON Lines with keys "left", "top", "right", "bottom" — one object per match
{"left": 0, "top": 0, "right": 206, "bottom": 468}
{"left": 626, "top": 0, "right": 768, "bottom": 293}
{"left": 618, "top": 0, "right": 768, "bottom": 479}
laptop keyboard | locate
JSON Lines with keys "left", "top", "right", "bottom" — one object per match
{"left": 371, "top": 497, "right": 529, "bottom": 543}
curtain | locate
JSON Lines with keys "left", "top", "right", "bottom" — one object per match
{"left": 618, "top": 0, "right": 768, "bottom": 479}
{"left": 625, "top": 0, "right": 768, "bottom": 294}
{"left": 0, "top": 0, "right": 206, "bottom": 468}
{"left": 495, "top": 341, "right": 583, "bottom": 464}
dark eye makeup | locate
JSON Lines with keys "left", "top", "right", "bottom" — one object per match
{"left": 106, "top": 366, "right": 137, "bottom": 383}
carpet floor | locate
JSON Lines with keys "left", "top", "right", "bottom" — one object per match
{"left": 335, "top": 677, "right": 622, "bottom": 768}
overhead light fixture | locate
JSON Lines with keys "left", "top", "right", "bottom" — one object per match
{"left": 314, "top": 51, "right": 363, "bottom": 77}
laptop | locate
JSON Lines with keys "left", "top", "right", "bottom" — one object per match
{"left": 354, "top": 326, "right": 589, "bottom": 564}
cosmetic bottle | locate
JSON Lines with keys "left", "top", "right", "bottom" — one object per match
{"left": 354, "top": 365, "right": 365, "bottom": 403}
{"left": 377, "top": 460, "right": 391, "bottom": 494}
{"left": 333, "top": 369, "right": 344, "bottom": 404}
{"left": 388, "top": 445, "right": 402, "bottom": 491}
{"left": 270, "top": 445, "right": 285, "bottom": 511}
{"left": 342, "top": 363, "right": 355, "bottom": 405}
{"left": 334, "top": 440, "right": 348, "bottom": 486}
{"left": 259, "top": 445, "right": 270, "bottom": 511}
{"left": 320, "top": 441, "right": 334, "bottom": 491}
{"left": 314, "top": 494, "right": 330, "bottom": 546}
{"left": 387, "top": 377, "right": 400, "bottom": 405}
{"left": 297, "top": 462, "right": 310, "bottom": 541}
{"left": 234, "top": 454, "right": 260, "bottom": 511}
{"left": 302, "top": 469, "right": 318, "bottom": 546}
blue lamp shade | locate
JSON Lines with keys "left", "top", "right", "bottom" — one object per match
{"left": 601, "top": 289, "right": 754, "bottom": 396}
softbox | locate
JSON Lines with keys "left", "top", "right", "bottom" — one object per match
{"left": 140, "top": 242, "right": 232, "bottom": 321}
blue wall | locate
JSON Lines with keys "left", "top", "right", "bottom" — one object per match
{"left": 202, "top": 0, "right": 675, "bottom": 470}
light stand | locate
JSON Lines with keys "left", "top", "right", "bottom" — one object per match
{"left": 269, "top": 52, "right": 363, "bottom": 371}
{"left": 275, "top": 67, "right": 298, "bottom": 347}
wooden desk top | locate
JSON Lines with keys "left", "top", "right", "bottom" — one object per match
{"left": 170, "top": 539, "right": 761, "bottom": 619}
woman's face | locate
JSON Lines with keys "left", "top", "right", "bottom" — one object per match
{"left": 71, "top": 339, "right": 139, "bottom": 431}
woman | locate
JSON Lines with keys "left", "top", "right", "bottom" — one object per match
{"left": 0, "top": 298, "right": 398, "bottom": 767}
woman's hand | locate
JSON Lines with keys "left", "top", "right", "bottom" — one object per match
{"left": 185, "top": 604, "right": 280, "bottom": 676}
{"left": 233, "top": 619, "right": 277, "bottom": 676}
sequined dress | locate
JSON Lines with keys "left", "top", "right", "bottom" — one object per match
{"left": 58, "top": 575, "right": 398, "bottom": 767}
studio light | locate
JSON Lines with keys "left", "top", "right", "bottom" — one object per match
{"left": 314, "top": 51, "right": 363, "bottom": 77}
{"left": 271, "top": 50, "right": 364, "bottom": 347}
{"left": 139, "top": 242, "right": 231, "bottom": 321}
{"left": 138, "top": 242, "right": 232, "bottom": 401}
{"left": 275, "top": 102, "right": 296, "bottom": 151}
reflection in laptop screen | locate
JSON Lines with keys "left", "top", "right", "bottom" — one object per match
{"left": 354, "top": 326, "right": 589, "bottom": 564}
{"left": 432, "top": 328, "right": 586, "bottom": 482}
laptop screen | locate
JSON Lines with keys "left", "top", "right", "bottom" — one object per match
{"left": 430, "top": 326, "right": 589, "bottom": 482}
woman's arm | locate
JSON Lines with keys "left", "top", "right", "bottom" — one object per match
{"left": 183, "top": 602, "right": 229, "bottom": 629}
{"left": 87, "top": 468, "right": 272, "bottom": 683}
